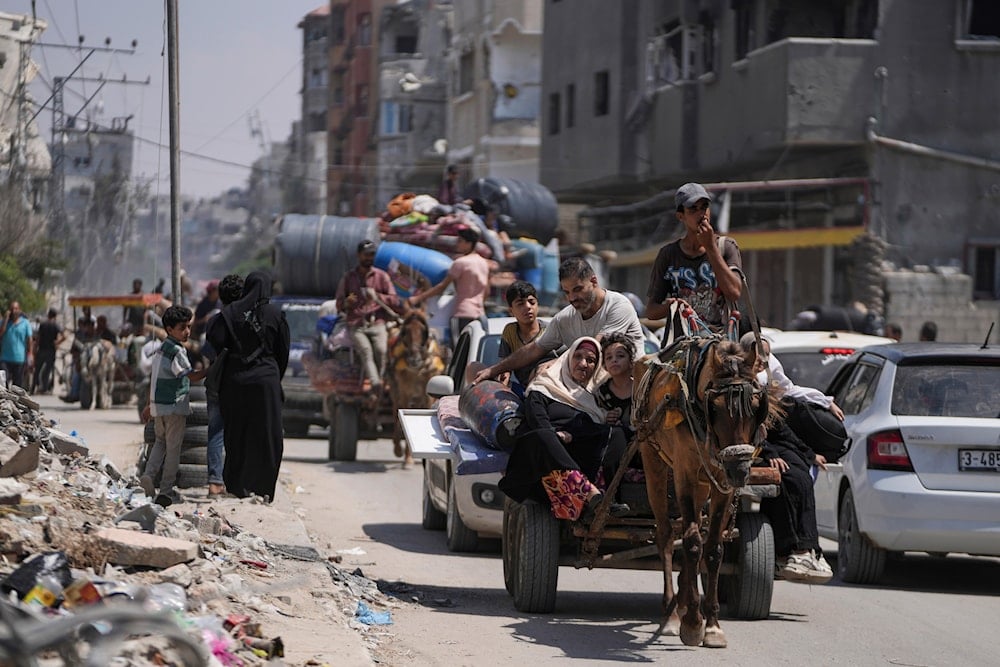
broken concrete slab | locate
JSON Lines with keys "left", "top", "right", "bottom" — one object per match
{"left": 0, "top": 478, "right": 28, "bottom": 504}
{"left": 95, "top": 527, "right": 198, "bottom": 568}
{"left": 0, "top": 442, "right": 39, "bottom": 478}
{"left": 45, "top": 428, "right": 89, "bottom": 457}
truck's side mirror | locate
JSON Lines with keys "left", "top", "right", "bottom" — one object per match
{"left": 426, "top": 375, "right": 454, "bottom": 398}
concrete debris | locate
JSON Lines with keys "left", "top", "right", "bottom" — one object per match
{"left": 0, "top": 383, "right": 389, "bottom": 665}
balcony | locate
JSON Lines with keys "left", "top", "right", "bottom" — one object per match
{"left": 648, "top": 37, "right": 879, "bottom": 176}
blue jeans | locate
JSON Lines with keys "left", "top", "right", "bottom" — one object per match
{"left": 207, "top": 398, "right": 225, "bottom": 485}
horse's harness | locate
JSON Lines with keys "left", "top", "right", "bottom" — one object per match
{"left": 635, "top": 335, "right": 767, "bottom": 494}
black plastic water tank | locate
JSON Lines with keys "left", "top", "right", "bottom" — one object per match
{"left": 462, "top": 178, "right": 558, "bottom": 244}
{"left": 273, "top": 215, "right": 381, "bottom": 297}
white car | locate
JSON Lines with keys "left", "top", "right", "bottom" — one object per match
{"left": 813, "top": 343, "right": 1000, "bottom": 583}
{"left": 763, "top": 329, "right": 895, "bottom": 389}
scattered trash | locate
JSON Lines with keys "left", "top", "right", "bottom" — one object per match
{"left": 336, "top": 547, "right": 367, "bottom": 556}
{"left": 355, "top": 600, "right": 392, "bottom": 625}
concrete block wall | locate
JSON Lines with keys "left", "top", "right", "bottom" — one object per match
{"left": 883, "top": 271, "right": 1000, "bottom": 343}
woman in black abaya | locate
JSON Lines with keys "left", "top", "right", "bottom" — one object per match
{"left": 206, "top": 271, "right": 290, "bottom": 501}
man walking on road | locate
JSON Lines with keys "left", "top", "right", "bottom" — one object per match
{"left": 0, "top": 301, "right": 33, "bottom": 389}
{"left": 33, "top": 308, "right": 65, "bottom": 394}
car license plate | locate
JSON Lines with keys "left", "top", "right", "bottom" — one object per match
{"left": 958, "top": 449, "right": 1000, "bottom": 472}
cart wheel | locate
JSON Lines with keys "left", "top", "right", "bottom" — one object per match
{"left": 446, "top": 480, "right": 479, "bottom": 552}
{"left": 283, "top": 420, "right": 310, "bottom": 438}
{"left": 331, "top": 403, "right": 358, "bottom": 461}
{"left": 502, "top": 497, "right": 520, "bottom": 595}
{"left": 512, "top": 500, "right": 559, "bottom": 613}
{"left": 722, "top": 512, "right": 774, "bottom": 620}
{"left": 79, "top": 380, "right": 93, "bottom": 410}
{"left": 838, "top": 488, "right": 886, "bottom": 584}
{"left": 421, "top": 472, "right": 446, "bottom": 530}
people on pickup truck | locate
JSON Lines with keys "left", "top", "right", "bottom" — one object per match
{"left": 498, "top": 337, "right": 630, "bottom": 523}
{"left": 474, "top": 257, "right": 644, "bottom": 386}
{"left": 497, "top": 281, "right": 555, "bottom": 394}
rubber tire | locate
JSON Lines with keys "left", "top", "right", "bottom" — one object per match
{"left": 179, "top": 446, "right": 208, "bottom": 465}
{"left": 187, "top": 403, "right": 209, "bottom": 426}
{"left": 283, "top": 420, "right": 310, "bottom": 438}
{"left": 79, "top": 380, "right": 93, "bottom": 410}
{"left": 502, "top": 497, "right": 520, "bottom": 595}
{"left": 722, "top": 513, "right": 775, "bottom": 620}
{"left": 176, "top": 463, "right": 208, "bottom": 489}
{"left": 331, "top": 403, "right": 359, "bottom": 461}
{"left": 512, "top": 501, "right": 559, "bottom": 613}
{"left": 143, "top": 422, "right": 209, "bottom": 445}
{"left": 446, "top": 481, "right": 479, "bottom": 552}
{"left": 188, "top": 384, "right": 207, "bottom": 403}
{"left": 837, "top": 488, "right": 886, "bottom": 584}
{"left": 421, "top": 474, "right": 446, "bottom": 531}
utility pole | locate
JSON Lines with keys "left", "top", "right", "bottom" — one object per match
{"left": 167, "top": 0, "right": 182, "bottom": 305}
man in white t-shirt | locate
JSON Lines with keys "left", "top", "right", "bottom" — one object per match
{"left": 474, "top": 257, "right": 644, "bottom": 384}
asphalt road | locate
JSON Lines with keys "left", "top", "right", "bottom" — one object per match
{"left": 43, "top": 398, "right": 1000, "bottom": 666}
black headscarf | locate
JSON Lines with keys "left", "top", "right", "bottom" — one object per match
{"left": 222, "top": 271, "right": 273, "bottom": 362}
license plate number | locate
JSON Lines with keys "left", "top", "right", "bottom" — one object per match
{"left": 958, "top": 449, "right": 1000, "bottom": 471}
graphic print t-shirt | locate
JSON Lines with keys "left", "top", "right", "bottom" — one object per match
{"left": 646, "top": 236, "right": 742, "bottom": 329}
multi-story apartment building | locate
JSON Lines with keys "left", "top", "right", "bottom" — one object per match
{"left": 295, "top": 5, "right": 330, "bottom": 214}
{"left": 374, "top": 0, "right": 451, "bottom": 210}
{"left": 541, "top": 0, "right": 1000, "bottom": 327}
{"left": 446, "top": 0, "right": 543, "bottom": 183}
{"left": 327, "top": 0, "right": 393, "bottom": 216}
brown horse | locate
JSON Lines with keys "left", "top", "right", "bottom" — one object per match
{"left": 633, "top": 336, "right": 775, "bottom": 648}
{"left": 387, "top": 311, "right": 447, "bottom": 466}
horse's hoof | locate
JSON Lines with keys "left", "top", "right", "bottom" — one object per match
{"left": 662, "top": 617, "right": 681, "bottom": 637}
{"left": 403, "top": 456, "right": 414, "bottom": 469}
{"left": 679, "top": 620, "right": 706, "bottom": 647}
{"left": 393, "top": 441, "right": 403, "bottom": 458}
{"left": 702, "top": 626, "right": 727, "bottom": 649}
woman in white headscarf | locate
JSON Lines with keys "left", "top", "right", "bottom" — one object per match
{"left": 499, "top": 337, "right": 629, "bottom": 522}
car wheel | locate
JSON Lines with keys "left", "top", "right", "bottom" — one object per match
{"left": 331, "top": 403, "right": 359, "bottom": 461}
{"left": 721, "top": 512, "right": 775, "bottom": 620}
{"left": 512, "top": 500, "right": 559, "bottom": 613}
{"left": 421, "top": 474, "right": 446, "bottom": 531}
{"left": 837, "top": 488, "right": 886, "bottom": 584}
{"left": 446, "top": 481, "right": 479, "bottom": 552}
{"left": 502, "top": 497, "right": 520, "bottom": 595}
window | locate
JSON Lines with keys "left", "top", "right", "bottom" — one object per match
{"left": 395, "top": 34, "right": 418, "bottom": 54}
{"left": 355, "top": 84, "right": 369, "bottom": 116}
{"left": 333, "top": 140, "right": 344, "bottom": 166}
{"left": 380, "top": 102, "right": 413, "bottom": 135}
{"left": 548, "top": 93, "right": 561, "bottom": 135}
{"left": 733, "top": 0, "right": 756, "bottom": 60}
{"left": 308, "top": 67, "right": 327, "bottom": 89}
{"left": 834, "top": 362, "right": 881, "bottom": 415}
{"left": 308, "top": 112, "right": 326, "bottom": 132}
{"left": 565, "top": 83, "right": 575, "bottom": 128}
{"left": 594, "top": 70, "right": 609, "bottom": 116}
{"left": 331, "top": 72, "right": 344, "bottom": 104}
{"left": 960, "top": 0, "right": 1000, "bottom": 40}
{"left": 971, "top": 243, "right": 1000, "bottom": 299}
{"left": 458, "top": 51, "right": 474, "bottom": 94}
{"left": 699, "top": 12, "right": 717, "bottom": 75}
{"left": 646, "top": 19, "right": 715, "bottom": 88}
{"left": 358, "top": 13, "right": 372, "bottom": 46}
{"left": 331, "top": 6, "right": 345, "bottom": 45}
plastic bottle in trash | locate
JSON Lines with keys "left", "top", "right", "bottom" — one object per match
{"left": 24, "top": 575, "right": 64, "bottom": 608}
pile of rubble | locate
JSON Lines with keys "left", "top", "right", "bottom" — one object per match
{"left": 0, "top": 383, "right": 392, "bottom": 665}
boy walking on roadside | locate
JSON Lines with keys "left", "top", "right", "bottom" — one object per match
{"left": 139, "top": 305, "right": 205, "bottom": 506}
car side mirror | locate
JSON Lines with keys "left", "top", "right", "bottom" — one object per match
{"left": 426, "top": 375, "right": 454, "bottom": 398}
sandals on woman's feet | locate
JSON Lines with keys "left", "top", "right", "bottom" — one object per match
{"left": 580, "top": 494, "right": 631, "bottom": 523}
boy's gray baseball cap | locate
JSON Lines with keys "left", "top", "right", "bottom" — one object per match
{"left": 675, "top": 182, "right": 712, "bottom": 209}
